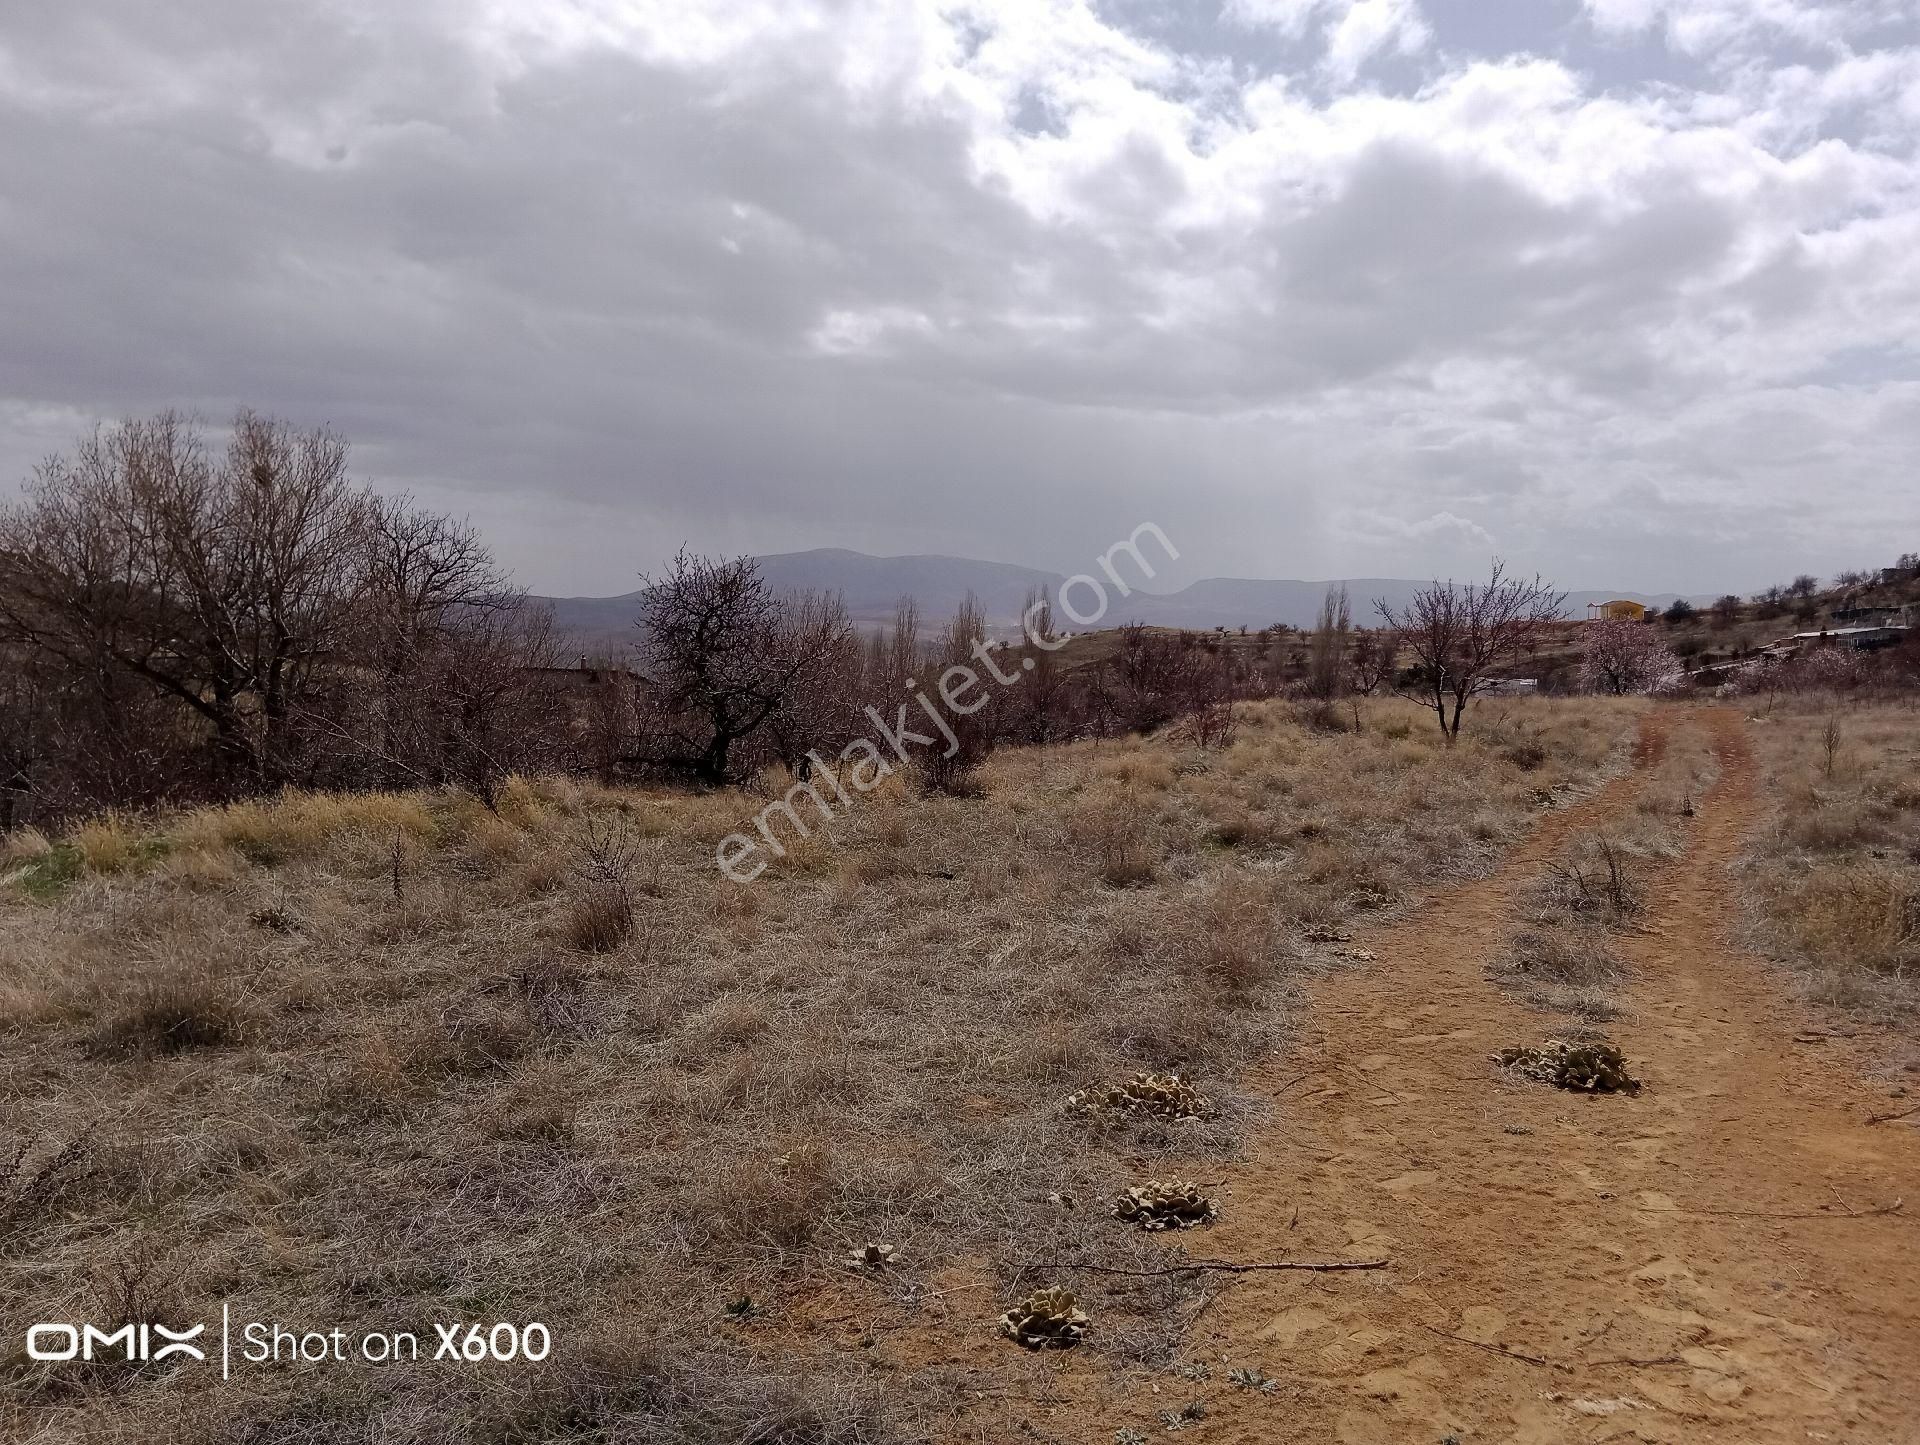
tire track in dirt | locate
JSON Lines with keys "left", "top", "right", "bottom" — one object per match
{"left": 1123, "top": 706, "right": 1920, "bottom": 1444}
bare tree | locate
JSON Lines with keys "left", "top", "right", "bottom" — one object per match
{"left": 1005, "top": 584, "right": 1073, "bottom": 744}
{"left": 1089, "top": 624, "right": 1235, "bottom": 736}
{"left": 887, "top": 595, "right": 921, "bottom": 684}
{"left": 761, "top": 590, "right": 865, "bottom": 778}
{"left": 1374, "top": 562, "right": 1565, "bottom": 743}
{"left": 1341, "top": 628, "right": 1392, "bottom": 727}
{"left": 357, "top": 495, "right": 516, "bottom": 784}
{"left": 415, "top": 602, "right": 565, "bottom": 806}
{"left": 917, "top": 593, "right": 996, "bottom": 793}
{"left": 0, "top": 650, "right": 47, "bottom": 830}
{"left": 635, "top": 551, "right": 849, "bottom": 785}
{"left": 1306, "top": 584, "right": 1351, "bottom": 700}
{"left": 1347, "top": 629, "right": 1391, "bottom": 698}
{"left": 0, "top": 411, "right": 373, "bottom": 787}
{"left": 0, "top": 409, "right": 557, "bottom": 816}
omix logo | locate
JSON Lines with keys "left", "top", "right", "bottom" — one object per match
{"left": 26, "top": 1322, "right": 207, "bottom": 1363}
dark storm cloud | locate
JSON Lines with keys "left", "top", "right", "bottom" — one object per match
{"left": 0, "top": 0, "right": 1915, "bottom": 593}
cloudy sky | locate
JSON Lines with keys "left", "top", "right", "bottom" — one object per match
{"left": 1, "top": 0, "right": 1916, "bottom": 595}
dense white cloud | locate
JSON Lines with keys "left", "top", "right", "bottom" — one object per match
{"left": 0, "top": 0, "right": 1914, "bottom": 593}
{"left": 1582, "top": 0, "right": 1910, "bottom": 57}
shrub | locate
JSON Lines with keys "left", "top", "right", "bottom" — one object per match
{"left": 564, "top": 882, "right": 635, "bottom": 953}
{"left": 87, "top": 973, "right": 252, "bottom": 1058}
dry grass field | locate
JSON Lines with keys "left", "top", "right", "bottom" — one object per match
{"left": 0, "top": 696, "right": 1643, "bottom": 1443}
{"left": 1738, "top": 699, "right": 1920, "bottom": 1041}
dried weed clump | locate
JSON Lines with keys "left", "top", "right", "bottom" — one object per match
{"left": 1495, "top": 1039, "right": 1640, "bottom": 1093}
{"left": 85, "top": 969, "right": 255, "bottom": 1058}
{"left": 1000, "top": 1285, "right": 1092, "bottom": 1349}
{"left": 1112, "top": 1179, "right": 1216, "bottom": 1230}
{"left": 0, "top": 697, "right": 1639, "bottom": 1442}
{"left": 1065, "top": 1071, "right": 1214, "bottom": 1121}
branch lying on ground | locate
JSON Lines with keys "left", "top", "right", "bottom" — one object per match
{"left": 1419, "top": 1325, "right": 1685, "bottom": 1373}
{"left": 1866, "top": 1104, "right": 1920, "bottom": 1127}
{"left": 1632, "top": 1197, "right": 1902, "bottom": 1222}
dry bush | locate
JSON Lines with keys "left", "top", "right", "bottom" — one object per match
{"left": 1071, "top": 795, "right": 1160, "bottom": 888}
{"left": 1770, "top": 863, "right": 1917, "bottom": 977}
{"left": 1, "top": 825, "right": 53, "bottom": 866}
{"left": 404, "top": 999, "right": 535, "bottom": 1078}
{"left": 561, "top": 812, "right": 647, "bottom": 951}
{"left": 463, "top": 1330, "right": 904, "bottom": 1445}
{"left": 1167, "top": 879, "right": 1288, "bottom": 996}
{"left": 1533, "top": 837, "right": 1644, "bottom": 926}
{"left": 565, "top": 882, "right": 635, "bottom": 952}
{"left": 1492, "top": 923, "right": 1624, "bottom": 1021}
{"left": 85, "top": 970, "right": 254, "bottom": 1058}
{"left": 171, "top": 791, "right": 438, "bottom": 866}
{"left": 1199, "top": 792, "right": 1276, "bottom": 850}
{"left": 1502, "top": 925, "right": 1622, "bottom": 988}
{"left": 153, "top": 845, "right": 242, "bottom": 892}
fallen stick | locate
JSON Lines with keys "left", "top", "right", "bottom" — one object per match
{"left": 1584, "top": 1353, "right": 1685, "bottom": 1369}
{"left": 1421, "top": 1326, "right": 1688, "bottom": 1373}
{"left": 1419, "top": 1325, "right": 1549, "bottom": 1367}
{"left": 1634, "top": 1197, "right": 1902, "bottom": 1222}
{"left": 1022, "top": 1256, "right": 1389, "bottom": 1278}
{"left": 1866, "top": 1103, "right": 1920, "bottom": 1126}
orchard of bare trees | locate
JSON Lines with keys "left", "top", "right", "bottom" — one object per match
{"left": 0, "top": 412, "right": 1275, "bottom": 826}
{"left": 0, "top": 411, "right": 560, "bottom": 825}
{"left": 8, "top": 409, "right": 1709, "bottom": 828}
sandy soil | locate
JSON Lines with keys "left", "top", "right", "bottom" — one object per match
{"left": 956, "top": 706, "right": 1920, "bottom": 1444}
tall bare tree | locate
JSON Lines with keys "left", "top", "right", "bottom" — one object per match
{"left": 916, "top": 592, "right": 996, "bottom": 793}
{"left": 761, "top": 590, "right": 865, "bottom": 778}
{"left": 358, "top": 496, "right": 517, "bottom": 784}
{"left": 1005, "top": 584, "right": 1073, "bottom": 744}
{"left": 1306, "top": 583, "right": 1351, "bottom": 699}
{"left": 1374, "top": 562, "right": 1564, "bottom": 742}
{"left": 0, "top": 411, "right": 372, "bottom": 785}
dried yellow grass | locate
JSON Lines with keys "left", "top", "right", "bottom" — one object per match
{"left": 169, "top": 790, "right": 438, "bottom": 863}
{"left": 0, "top": 694, "right": 1647, "bottom": 1443}
{"left": 1, "top": 825, "right": 53, "bottom": 866}
{"left": 70, "top": 813, "right": 141, "bottom": 873}
{"left": 1742, "top": 700, "right": 1920, "bottom": 1022}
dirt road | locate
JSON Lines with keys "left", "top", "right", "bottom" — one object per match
{"left": 1130, "top": 706, "right": 1920, "bottom": 1443}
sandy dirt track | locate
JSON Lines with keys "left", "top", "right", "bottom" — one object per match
{"left": 1121, "top": 705, "right": 1920, "bottom": 1445}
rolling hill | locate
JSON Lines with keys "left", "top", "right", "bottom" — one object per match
{"left": 534, "top": 548, "right": 1705, "bottom": 654}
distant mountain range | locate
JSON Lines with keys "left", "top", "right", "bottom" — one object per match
{"left": 534, "top": 547, "right": 1707, "bottom": 655}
